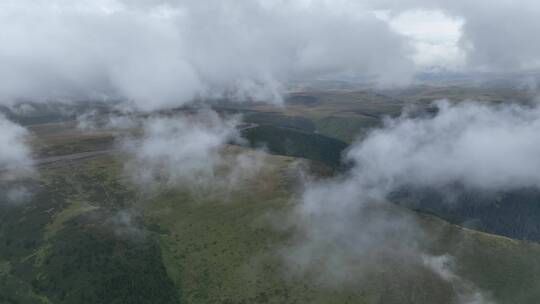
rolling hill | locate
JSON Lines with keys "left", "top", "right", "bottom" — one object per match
{"left": 1, "top": 120, "right": 540, "bottom": 303}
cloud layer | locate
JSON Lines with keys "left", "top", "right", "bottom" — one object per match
{"left": 0, "top": 0, "right": 413, "bottom": 110}
{"left": 376, "top": 0, "right": 540, "bottom": 72}
{"left": 4, "top": 0, "right": 540, "bottom": 110}
{"left": 285, "top": 100, "right": 540, "bottom": 301}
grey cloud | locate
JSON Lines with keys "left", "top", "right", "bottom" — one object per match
{"left": 0, "top": 114, "right": 34, "bottom": 178}
{"left": 0, "top": 0, "right": 413, "bottom": 110}
{"left": 122, "top": 109, "right": 264, "bottom": 195}
{"left": 3, "top": 0, "right": 540, "bottom": 108}
{"left": 108, "top": 209, "right": 148, "bottom": 240}
{"left": 123, "top": 109, "right": 237, "bottom": 191}
{"left": 373, "top": 0, "right": 540, "bottom": 72}
{"left": 0, "top": 115, "right": 34, "bottom": 208}
{"left": 423, "top": 255, "right": 494, "bottom": 304}
{"left": 283, "top": 100, "right": 538, "bottom": 301}
{"left": 348, "top": 100, "right": 540, "bottom": 191}
{"left": 437, "top": 0, "right": 540, "bottom": 71}
{"left": 5, "top": 186, "right": 33, "bottom": 206}
{"left": 284, "top": 176, "right": 425, "bottom": 284}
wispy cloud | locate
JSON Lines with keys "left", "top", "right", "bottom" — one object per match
{"left": 0, "top": 114, "right": 34, "bottom": 178}
{"left": 122, "top": 109, "right": 264, "bottom": 196}
{"left": 281, "top": 100, "right": 540, "bottom": 302}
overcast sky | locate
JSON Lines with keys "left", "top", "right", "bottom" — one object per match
{"left": 378, "top": 9, "right": 464, "bottom": 69}
{"left": 1, "top": 0, "right": 540, "bottom": 108}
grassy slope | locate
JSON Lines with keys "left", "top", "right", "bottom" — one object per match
{"left": 2, "top": 114, "right": 540, "bottom": 303}
{"left": 0, "top": 154, "right": 182, "bottom": 304}
{"left": 144, "top": 154, "right": 540, "bottom": 304}
{"left": 421, "top": 214, "right": 540, "bottom": 303}
{"left": 143, "top": 154, "right": 454, "bottom": 304}
{"left": 233, "top": 90, "right": 404, "bottom": 144}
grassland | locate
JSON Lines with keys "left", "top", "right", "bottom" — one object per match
{"left": 2, "top": 90, "right": 540, "bottom": 303}
{"left": 219, "top": 85, "right": 534, "bottom": 143}
{"left": 0, "top": 132, "right": 538, "bottom": 303}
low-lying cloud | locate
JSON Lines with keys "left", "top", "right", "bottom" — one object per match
{"left": 77, "top": 110, "right": 139, "bottom": 131}
{"left": 0, "top": 115, "right": 35, "bottom": 207}
{"left": 349, "top": 100, "right": 540, "bottom": 191}
{"left": 284, "top": 100, "right": 540, "bottom": 302}
{"left": 122, "top": 109, "right": 263, "bottom": 195}
{"left": 0, "top": 114, "right": 34, "bottom": 178}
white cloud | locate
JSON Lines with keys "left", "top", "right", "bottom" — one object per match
{"left": 0, "top": 115, "right": 34, "bottom": 177}
{"left": 284, "top": 100, "right": 540, "bottom": 301}
{"left": 0, "top": 0, "right": 414, "bottom": 110}
{"left": 5, "top": 186, "right": 33, "bottom": 206}
{"left": 378, "top": 9, "right": 465, "bottom": 69}
{"left": 122, "top": 109, "right": 264, "bottom": 195}
{"left": 373, "top": 0, "right": 540, "bottom": 72}
{"left": 123, "top": 110, "right": 238, "bottom": 189}
{"left": 349, "top": 100, "right": 540, "bottom": 191}
{"left": 3, "top": 0, "right": 540, "bottom": 106}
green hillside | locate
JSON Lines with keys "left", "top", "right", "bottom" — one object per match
{"left": 1, "top": 124, "right": 540, "bottom": 303}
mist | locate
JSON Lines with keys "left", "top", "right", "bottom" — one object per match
{"left": 282, "top": 100, "right": 540, "bottom": 302}
{"left": 0, "top": 114, "right": 34, "bottom": 178}
{"left": 0, "top": 0, "right": 414, "bottom": 110}
{"left": 122, "top": 109, "right": 264, "bottom": 195}
{"left": 2, "top": 1, "right": 540, "bottom": 302}
{"left": 349, "top": 100, "right": 540, "bottom": 191}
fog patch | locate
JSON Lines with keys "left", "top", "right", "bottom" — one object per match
{"left": 349, "top": 100, "right": 540, "bottom": 192}
{"left": 281, "top": 100, "right": 528, "bottom": 301}
{"left": 282, "top": 173, "right": 428, "bottom": 285}
{"left": 5, "top": 186, "right": 33, "bottom": 206}
{"left": 221, "top": 148, "right": 266, "bottom": 194}
{"left": 423, "top": 255, "right": 494, "bottom": 304}
{"left": 0, "top": 115, "right": 35, "bottom": 208}
{"left": 122, "top": 109, "right": 264, "bottom": 196}
{"left": 108, "top": 209, "right": 148, "bottom": 241}
{"left": 0, "top": 114, "right": 34, "bottom": 179}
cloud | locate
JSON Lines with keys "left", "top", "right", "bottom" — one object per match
{"left": 283, "top": 176, "right": 426, "bottom": 284}
{"left": 108, "top": 209, "right": 148, "bottom": 240}
{"left": 442, "top": 0, "right": 540, "bottom": 71}
{"left": 122, "top": 109, "right": 263, "bottom": 195}
{"left": 0, "top": 114, "right": 34, "bottom": 178}
{"left": 282, "top": 100, "right": 540, "bottom": 301}
{"left": 4, "top": 186, "right": 33, "bottom": 206}
{"left": 348, "top": 100, "right": 540, "bottom": 191}
{"left": 3, "top": 0, "right": 540, "bottom": 107}
{"left": 373, "top": 0, "right": 540, "bottom": 72}
{"left": 0, "top": 0, "right": 414, "bottom": 110}
{"left": 0, "top": 115, "right": 34, "bottom": 208}
{"left": 378, "top": 9, "right": 465, "bottom": 70}
{"left": 423, "top": 255, "right": 494, "bottom": 304}
{"left": 123, "top": 109, "right": 237, "bottom": 191}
